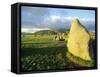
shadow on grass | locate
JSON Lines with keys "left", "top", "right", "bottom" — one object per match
{"left": 21, "top": 46, "right": 67, "bottom": 58}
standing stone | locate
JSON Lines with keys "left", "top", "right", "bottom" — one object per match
{"left": 67, "top": 18, "right": 92, "bottom": 61}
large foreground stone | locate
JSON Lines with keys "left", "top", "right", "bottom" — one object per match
{"left": 67, "top": 18, "right": 92, "bottom": 61}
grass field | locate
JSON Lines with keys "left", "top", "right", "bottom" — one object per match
{"left": 21, "top": 33, "right": 95, "bottom": 71}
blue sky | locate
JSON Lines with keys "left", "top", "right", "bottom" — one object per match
{"left": 21, "top": 6, "right": 95, "bottom": 33}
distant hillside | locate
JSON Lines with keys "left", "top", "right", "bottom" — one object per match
{"left": 33, "top": 30, "right": 58, "bottom": 35}
{"left": 57, "top": 28, "right": 70, "bottom": 33}
{"left": 22, "top": 32, "right": 33, "bottom": 35}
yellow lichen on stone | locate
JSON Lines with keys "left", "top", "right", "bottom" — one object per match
{"left": 67, "top": 18, "right": 91, "bottom": 61}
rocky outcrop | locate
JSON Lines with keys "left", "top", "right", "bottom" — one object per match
{"left": 67, "top": 18, "right": 92, "bottom": 61}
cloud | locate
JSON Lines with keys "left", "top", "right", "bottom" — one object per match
{"left": 50, "top": 15, "right": 61, "bottom": 21}
{"left": 22, "top": 28, "right": 50, "bottom": 33}
{"left": 22, "top": 6, "right": 50, "bottom": 16}
{"left": 21, "top": 6, "right": 95, "bottom": 32}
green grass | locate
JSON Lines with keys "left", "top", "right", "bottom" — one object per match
{"left": 66, "top": 51, "right": 94, "bottom": 67}
{"left": 21, "top": 34, "right": 95, "bottom": 71}
{"left": 21, "top": 34, "right": 74, "bottom": 71}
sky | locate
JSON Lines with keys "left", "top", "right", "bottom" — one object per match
{"left": 21, "top": 6, "right": 95, "bottom": 33}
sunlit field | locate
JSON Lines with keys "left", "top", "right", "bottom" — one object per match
{"left": 21, "top": 32, "right": 95, "bottom": 71}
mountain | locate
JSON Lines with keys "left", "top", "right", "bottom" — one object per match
{"left": 57, "top": 28, "right": 70, "bottom": 32}
{"left": 33, "top": 30, "right": 58, "bottom": 35}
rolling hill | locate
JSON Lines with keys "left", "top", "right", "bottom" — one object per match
{"left": 33, "top": 30, "right": 58, "bottom": 35}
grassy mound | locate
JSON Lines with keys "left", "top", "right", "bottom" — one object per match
{"left": 66, "top": 51, "right": 94, "bottom": 67}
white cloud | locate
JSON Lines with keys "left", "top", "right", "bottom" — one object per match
{"left": 80, "top": 18, "right": 95, "bottom": 22}
{"left": 63, "top": 16, "right": 94, "bottom": 21}
{"left": 22, "top": 28, "right": 50, "bottom": 33}
{"left": 50, "top": 15, "right": 61, "bottom": 22}
{"left": 51, "top": 15, "right": 60, "bottom": 20}
{"left": 64, "top": 16, "right": 78, "bottom": 20}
